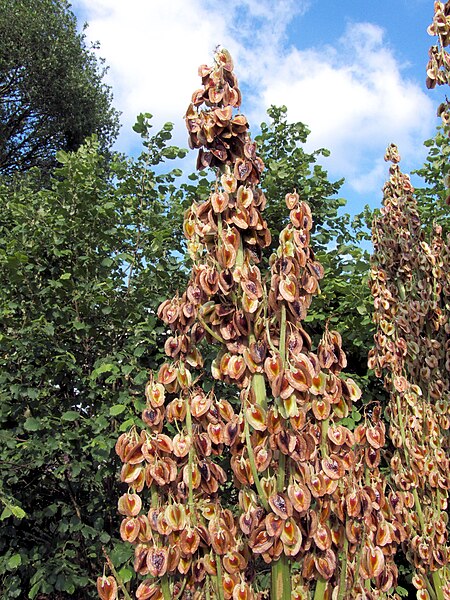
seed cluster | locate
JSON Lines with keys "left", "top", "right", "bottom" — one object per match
{"left": 103, "top": 51, "right": 420, "bottom": 600}
{"left": 369, "top": 144, "right": 450, "bottom": 597}
{"left": 426, "top": 0, "right": 450, "bottom": 88}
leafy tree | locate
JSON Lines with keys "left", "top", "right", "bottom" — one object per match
{"left": 0, "top": 117, "right": 186, "bottom": 599}
{"left": 413, "top": 113, "right": 450, "bottom": 234}
{"left": 0, "top": 0, "right": 119, "bottom": 176}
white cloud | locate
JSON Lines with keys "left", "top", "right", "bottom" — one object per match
{"left": 72, "top": 1, "right": 437, "bottom": 199}
{"left": 72, "top": 0, "right": 307, "bottom": 153}
{"left": 259, "top": 22, "right": 435, "bottom": 193}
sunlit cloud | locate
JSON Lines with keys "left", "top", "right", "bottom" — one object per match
{"left": 259, "top": 22, "right": 435, "bottom": 193}
{"left": 73, "top": 1, "right": 437, "bottom": 202}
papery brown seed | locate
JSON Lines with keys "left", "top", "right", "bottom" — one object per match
{"left": 268, "top": 493, "right": 293, "bottom": 519}
{"left": 288, "top": 482, "right": 311, "bottom": 514}
{"left": 120, "top": 516, "right": 140, "bottom": 542}
{"left": 135, "top": 580, "right": 162, "bottom": 600}
{"left": 345, "top": 491, "right": 362, "bottom": 518}
{"left": 285, "top": 191, "right": 299, "bottom": 210}
{"left": 120, "top": 462, "right": 143, "bottom": 484}
{"left": 118, "top": 493, "right": 142, "bottom": 517}
{"left": 366, "top": 423, "right": 386, "bottom": 449}
{"left": 232, "top": 581, "right": 253, "bottom": 600}
{"left": 264, "top": 353, "right": 283, "bottom": 381}
{"left": 177, "top": 556, "right": 192, "bottom": 575}
{"left": 246, "top": 403, "right": 268, "bottom": 432}
{"left": 227, "top": 355, "right": 247, "bottom": 380}
{"left": 142, "top": 406, "right": 164, "bottom": 429}
{"left": 315, "top": 549, "right": 336, "bottom": 580}
{"left": 312, "top": 397, "right": 331, "bottom": 420}
{"left": 265, "top": 512, "right": 284, "bottom": 537}
{"left": 157, "top": 362, "right": 178, "bottom": 386}
{"left": 365, "top": 446, "right": 381, "bottom": 468}
{"left": 165, "top": 504, "right": 187, "bottom": 531}
{"left": 156, "top": 512, "right": 173, "bottom": 536}
{"left": 153, "top": 433, "right": 173, "bottom": 454}
{"left": 209, "top": 519, "right": 233, "bottom": 555}
{"left": 321, "top": 455, "right": 345, "bottom": 480}
{"left": 286, "top": 364, "right": 312, "bottom": 392}
{"left": 223, "top": 550, "right": 247, "bottom": 575}
{"left": 314, "top": 523, "right": 332, "bottom": 551}
{"left": 363, "top": 545, "right": 385, "bottom": 578}
{"left": 145, "top": 381, "right": 166, "bottom": 407}
{"left": 223, "top": 572, "right": 239, "bottom": 599}
{"left": 173, "top": 433, "right": 192, "bottom": 458}
{"left": 231, "top": 455, "right": 253, "bottom": 485}
{"left": 97, "top": 576, "right": 118, "bottom": 600}
{"left": 327, "top": 425, "right": 348, "bottom": 446}
{"left": 345, "top": 519, "right": 363, "bottom": 544}
{"left": 146, "top": 547, "right": 169, "bottom": 577}
{"left": 191, "top": 391, "right": 212, "bottom": 418}
{"left": 254, "top": 445, "right": 272, "bottom": 472}
{"left": 281, "top": 518, "right": 303, "bottom": 556}
{"left": 309, "top": 473, "right": 326, "bottom": 498}
{"left": 249, "top": 527, "right": 274, "bottom": 554}
{"left": 180, "top": 527, "right": 200, "bottom": 555}
{"left": 221, "top": 171, "right": 238, "bottom": 193}
{"left": 134, "top": 544, "right": 149, "bottom": 575}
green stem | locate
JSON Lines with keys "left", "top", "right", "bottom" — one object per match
{"left": 279, "top": 304, "right": 287, "bottom": 362}
{"left": 321, "top": 418, "right": 329, "bottom": 457}
{"left": 215, "top": 555, "right": 225, "bottom": 600}
{"left": 271, "top": 304, "right": 290, "bottom": 600}
{"left": 432, "top": 571, "right": 444, "bottom": 600}
{"left": 161, "top": 576, "right": 171, "bottom": 600}
{"left": 271, "top": 554, "right": 291, "bottom": 600}
{"left": 313, "top": 578, "right": 327, "bottom": 600}
{"left": 185, "top": 394, "right": 196, "bottom": 524}
{"left": 197, "top": 315, "right": 226, "bottom": 344}
{"left": 337, "top": 537, "right": 349, "bottom": 600}
{"left": 277, "top": 453, "right": 286, "bottom": 492}
{"left": 244, "top": 418, "right": 270, "bottom": 512}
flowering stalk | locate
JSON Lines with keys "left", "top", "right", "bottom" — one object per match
{"left": 369, "top": 144, "right": 450, "bottom": 600}
{"left": 106, "top": 49, "right": 407, "bottom": 600}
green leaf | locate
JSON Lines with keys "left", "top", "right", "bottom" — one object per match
{"left": 109, "top": 404, "right": 126, "bottom": 416}
{"left": 24, "top": 417, "right": 41, "bottom": 431}
{"left": 28, "top": 582, "right": 41, "bottom": 600}
{"left": 0, "top": 507, "right": 12, "bottom": 520}
{"left": 11, "top": 506, "right": 26, "bottom": 519}
{"left": 7, "top": 554, "right": 22, "bottom": 569}
{"left": 118, "top": 566, "right": 133, "bottom": 584}
{"left": 61, "top": 410, "right": 80, "bottom": 421}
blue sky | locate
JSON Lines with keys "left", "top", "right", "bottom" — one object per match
{"left": 72, "top": 0, "right": 447, "bottom": 215}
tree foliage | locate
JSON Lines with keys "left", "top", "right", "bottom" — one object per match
{"left": 0, "top": 119, "right": 187, "bottom": 599}
{"left": 0, "top": 0, "right": 119, "bottom": 175}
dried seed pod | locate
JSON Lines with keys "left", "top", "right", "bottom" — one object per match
{"left": 97, "top": 576, "right": 118, "bottom": 600}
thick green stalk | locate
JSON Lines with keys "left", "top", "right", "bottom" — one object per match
{"left": 271, "top": 554, "right": 291, "bottom": 600}
{"left": 244, "top": 417, "right": 270, "bottom": 512}
{"left": 313, "top": 578, "right": 327, "bottom": 600}
{"left": 271, "top": 304, "right": 291, "bottom": 600}
{"left": 185, "top": 394, "right": 196, "bottom": 523}
{"left": 161, "top": 577, "right": 171, "bottom": 600}
{"left": 215, "top": 555, "right": 225, "bottom": 600}
{"left": 337, "top": 537, "right": 349, "bottom": 600}
{"left": 432, "top": 571, "right": 444, "bottom": 600}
